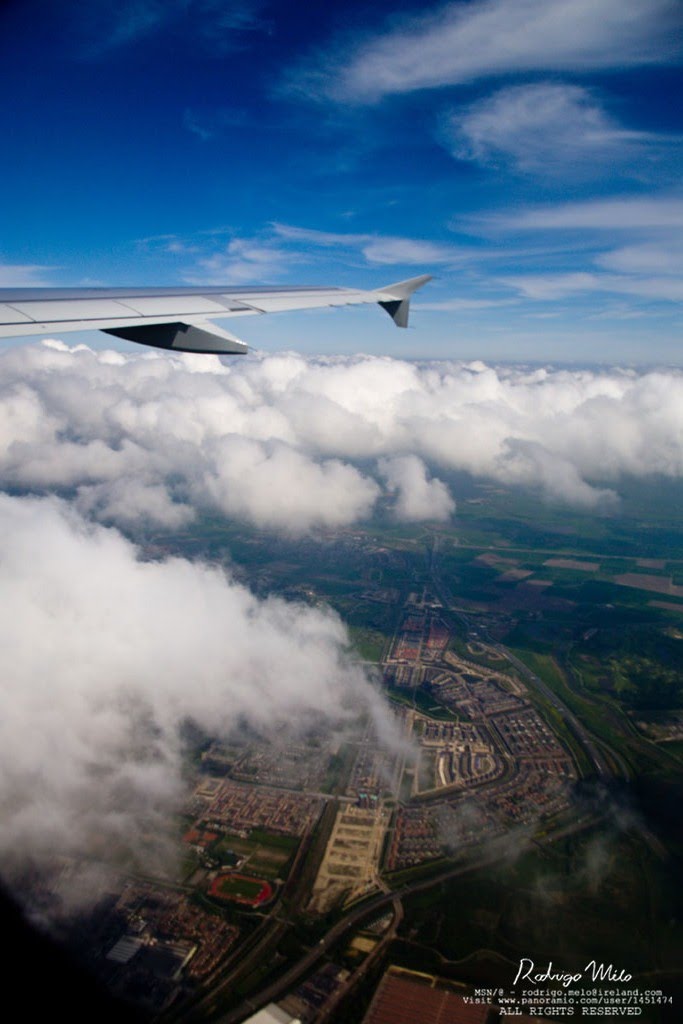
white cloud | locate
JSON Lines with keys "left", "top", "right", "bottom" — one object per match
{"left": 197, "top": 437, "right": 380, "bottom": 530}
{"left": 500, "top": 439, "right": 618, "bottom": 509}
{"left": 596, "top": 239, "right": 683, "bottom": 275}
{"left": 443, "top": 82, "right": 655, "bottom": 177}
{"left": 2, "top": 343, "right": 683, "bottom": 521}
{"left": 0, "top": 264, "right": 56, "bottom": 287}
{"left": 271, "top": 223, "right": 464, "bottom": 266}
{"left": 378, "top": 455, "right": 455, "bottom": 521}
{"left": 499, "top": 272, "right": 602, "bottom": 300}
{"left": 361, "top": 237, "right": 459, "bottom": 265}
{"left": 183, "top": 106, "right": 246, "bottom": 141}
{"left": 500, "top": 271, "right": 683, "bottom": 302}
{"left": 0, "top": 493, "right": 379, "bottom": 870}
{"left": 73, "top": 0, "right": 266, "bottom": 58}
{"left": 293, "top": 0, "right": 682, "bottom": 103}
{"left": 183, "top": 237, "right": 295, "bottom": 285}
{"left": 480, "top": 196, "right": 683, "bottom": 232}
{"left": 139, "top": 223, "right": 480, "bottom": 284}
{"left": 415, "top": 297, "right": 516, "bottom": 312}
{"left": 474, "top": 198, "right": 683, "bottom": 306}
{"left": 603, "top": 276, "right": 683, "bottom": 301}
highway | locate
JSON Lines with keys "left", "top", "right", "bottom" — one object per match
{"left": 497, "top": 645, "right": 612, "bottom": 779}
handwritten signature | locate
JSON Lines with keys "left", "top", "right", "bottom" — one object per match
{"left": 513, "top": 959, "right": 633, "bottom": 988}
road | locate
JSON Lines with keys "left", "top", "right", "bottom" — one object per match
{"left": 499, "top": 646, "right": 612, "bottom": 778}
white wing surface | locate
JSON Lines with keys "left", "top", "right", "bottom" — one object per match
{"left": 0, "top": 276, "right": 431, "bottom": 354}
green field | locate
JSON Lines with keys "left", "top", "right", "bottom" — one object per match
{"left": 393, "top": 833, "right": 683, "bottom": 1003}
{"left": 212, "top": 830, "right": 298, "bottom": 879}
{"left": 386, "top": 683, "right": 458, "bottom": 721}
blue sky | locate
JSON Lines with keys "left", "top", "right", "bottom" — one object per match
{"left": 1, "top": 0, "right": 682, "bottom": 363}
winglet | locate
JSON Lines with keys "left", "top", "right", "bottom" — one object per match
{"left": 373, "top": 274, "right": 433, "bottom": 328}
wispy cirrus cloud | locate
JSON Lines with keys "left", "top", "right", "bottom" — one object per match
{"left": 271, "top": 223, "right": 470, "bottom": 266}
{"left": 498, "top": 272, "right": 604, "bottom": 301}
{"left": 137, "top": 222, "right": 476, "bottom": 286}
{"left": 0, "top": 264, "right": 56, "bottom": 287}
{"left": 414, "top": 297, "right": 516, "bottom": 312}
{"left": 476, "top": 196, "right": 683, "bottom": 232}
{"left": 137, "top": 228, "right": 297, "bottom": 284}
{"left": 442, "top": 82, "right": 668, "bottom": 178}
{"left": 596, "top": 239, "right": 683, "bottom": 276}
{"left": 287, "top": 0, "right": 683, "bottom": 103}
{"left": 182, "top": 237, "right": 296, "bottom": 285}
{"left": 501, "top": 272, "right": 683, "bottom": 303}
{"left": 183, "top": 106, "right": 247, "bottom": 141}
{"left": 66, "top": 0, "right": 267, "bottom": 59}
{"left": 471, "top": 196, "right": 683, "bottom": 306}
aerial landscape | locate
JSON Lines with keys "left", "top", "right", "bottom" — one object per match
{"left": 2, "top": 429, "right": 681, "bottom": 1023}
{"left": 1, "top": 2, "right": 682, "bottom": 1023}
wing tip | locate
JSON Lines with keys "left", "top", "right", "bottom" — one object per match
{"left": 374, "top": 274, "right": 432, "bottom": 328}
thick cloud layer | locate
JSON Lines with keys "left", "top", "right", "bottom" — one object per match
{"left": 1, "top": 342, "right": 683, "bottom": 519}
{"left": 0, "top": 494, "right": 378, "bottom": 872}
{"left": 2, "top": 342, "right": 681, "bottom": 897}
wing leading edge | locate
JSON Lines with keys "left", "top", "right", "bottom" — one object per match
{"left": 0, "top": 275, "right": 432, "bottom": 355}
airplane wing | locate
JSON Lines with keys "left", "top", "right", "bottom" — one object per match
{"left": 0, "top": 275, "right": 431, "bottom": 355}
